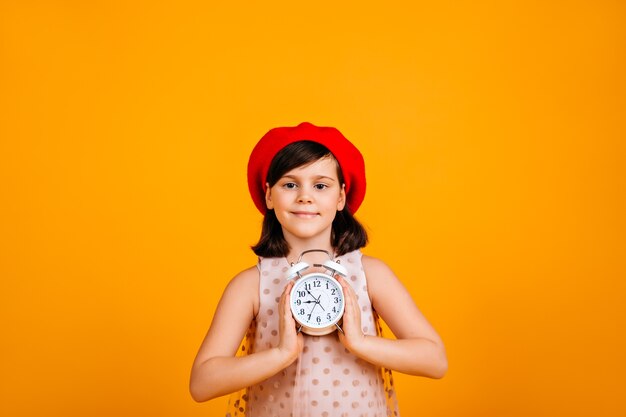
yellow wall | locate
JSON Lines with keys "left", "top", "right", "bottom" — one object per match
{"left": 1, "top": 1, "right": 624, "bottom": 416}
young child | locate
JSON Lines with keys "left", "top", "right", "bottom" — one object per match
{"left": 190, "top": 122, "right": 447, "bottom": 417}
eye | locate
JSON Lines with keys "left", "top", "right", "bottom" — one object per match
{"left": 314, "top": 183, "right": 328, "bottom": 190}
{"left": 283, "top": 182, "right": 297, "bottom": 189}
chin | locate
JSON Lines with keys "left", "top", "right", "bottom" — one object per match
{"left": 285, "top": 226, "right": 333, "bottom": 241}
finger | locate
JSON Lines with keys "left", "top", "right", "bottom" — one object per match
{"left": 337, "top": 276, "right": 361, "bottom": 329}
{"left": 337, "top": 274, "right": 353, "bottom": 294}
{"left": 337, "top": 275, "right": 357, "bottom": 307}
{"left": 280, "top": 281, "right": 296, "bottom": 323}
{"left": 282, "top": 281, "right": 294, "bottom": 306}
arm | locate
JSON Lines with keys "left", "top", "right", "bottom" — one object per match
{"left": 337, "top": 256, "right": 448, "bottom": 379}
{"left": 189, "top": 267, "right": 303, "bottom": 402}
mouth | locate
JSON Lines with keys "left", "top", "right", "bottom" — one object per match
{"left": 291, "top": 211, "right": 319, "bottom": 218}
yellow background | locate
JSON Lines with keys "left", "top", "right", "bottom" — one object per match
{"left": 1, "top": 1, "right": 624, "bottom": 416}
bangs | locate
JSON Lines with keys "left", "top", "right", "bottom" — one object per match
{"left": 266, "top": 141, "right": 344, "bottom": 187}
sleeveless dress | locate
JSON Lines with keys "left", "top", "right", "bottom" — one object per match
{"left": 226, "top": 250, "right": 400, "bottom": 417}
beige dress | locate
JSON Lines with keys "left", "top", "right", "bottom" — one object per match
{"left": 227, "top": 250, "right": 399, "bottom": 417}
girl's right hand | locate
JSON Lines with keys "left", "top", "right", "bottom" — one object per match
{"left": 277, "top": 280, "right": 304, "bottom": 364}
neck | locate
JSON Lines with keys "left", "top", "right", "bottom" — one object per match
{"left": 282, "top": 231, "right": 334, "bottom": 264}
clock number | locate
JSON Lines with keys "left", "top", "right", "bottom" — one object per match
{"left": 326, "top": 313, "right": 331, "bottom": 320}
{"left": 331, "top": 288, "right": 336, "bottom": 295}
{"left": 298, "top": 291, "right": 306, "bottom": 297}
{"left": 332, "top": 307, "right": 337, "bottom": 313}
{"left": 313, "top": 280, "right": 321, "bottom": 288}
{"left": 299, "top": 308, "right": 305, "bottom": 315}
{"left": 334, "top": 297, "right": 339, "bottom": 303}
{"left": 316, "top": 316, "right": 321, "bottom": 323}
{"left": 296, "top": 299, "right": 301, "bottom": 306}
{"left": 304, "top": 283, "right": 311, "bottom": 290}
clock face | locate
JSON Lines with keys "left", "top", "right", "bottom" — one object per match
{"left": 290, "top": 272, "right": 345, "bottom": 334}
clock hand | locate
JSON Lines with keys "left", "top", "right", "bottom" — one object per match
{"left": 303, "top": 289, "right": 318, "bottom": 318}
{"left": 306, "top": 289, "right": 326, "bottom": 311}
{"left": 305, "top": 290, "right": 327, "bottom": 316}
{"left": 313, "top": 293, "right": 325, "bottom": 311}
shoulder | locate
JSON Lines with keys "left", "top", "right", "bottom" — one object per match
{"left": 229, "top": 264, "right": 260, "bottom": 286}
{"left": 361, "top": 255, "right": 396, "bottom": 279}
{"left": 361, "top": 255, "right": 408, "bottom": 305}
{"left": 223, "top": 265, "right": 260, "bottom": 316}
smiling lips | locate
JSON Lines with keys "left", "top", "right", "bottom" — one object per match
{"left": 291, "top": 211, "right": 319, "bottom": 218}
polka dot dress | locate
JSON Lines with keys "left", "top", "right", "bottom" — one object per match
{"left": 227, "top": 250, "right": 400, "bottom": 417}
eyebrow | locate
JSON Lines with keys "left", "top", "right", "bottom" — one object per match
{"left": 281, "top": 174, "right": 337, "bottom": 182}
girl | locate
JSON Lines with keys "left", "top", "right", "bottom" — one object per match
{"left": 190, "top": 122, "right": 447, "bottom": 417}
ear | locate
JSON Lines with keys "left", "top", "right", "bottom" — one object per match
{"left": 337, "top": 184, "right": 346, "bottom": 211}
{"left": 265, "top": 182, "right": 274, "bottom": 210}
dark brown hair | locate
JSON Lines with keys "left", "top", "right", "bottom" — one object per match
{"left": 251, "top": 141, "right": 368, "bottom": 257}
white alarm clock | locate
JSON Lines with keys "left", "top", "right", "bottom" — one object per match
{"left": 287, "top": 249, "right": 348, "bottom": 336}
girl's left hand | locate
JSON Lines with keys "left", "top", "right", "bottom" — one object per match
{"left": 336, "top": 275, "right": 366, "bottom": 352}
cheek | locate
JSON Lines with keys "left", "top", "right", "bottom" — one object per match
{"left": 273, "top": 193, "right": 291, "bottom": 208}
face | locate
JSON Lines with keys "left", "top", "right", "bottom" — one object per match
{"left": 265, "top": 156, "right": 346, "bottom": 247}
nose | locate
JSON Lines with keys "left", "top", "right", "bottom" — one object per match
{"left": 297, "top": 189, "right": 312, "bottom": 204}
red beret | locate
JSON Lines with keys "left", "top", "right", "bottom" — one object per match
{"left": 247, "top": 122, "right": 366, "bottom": 215}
